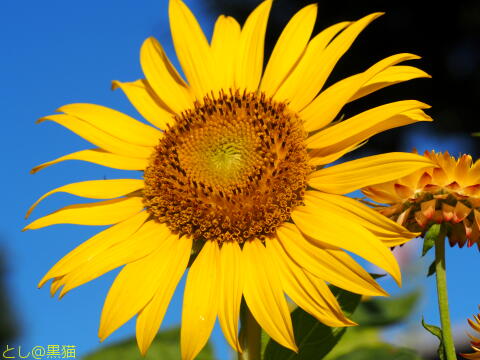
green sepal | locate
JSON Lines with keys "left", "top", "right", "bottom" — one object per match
{"left": 423, "top": 223, "right": 442, "bottom": 256}
{"left": 427, "top": 260, "right": 436, "bottom": 277}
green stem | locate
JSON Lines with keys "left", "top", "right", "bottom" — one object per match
{"left": 238, "top": 304, "right": 261, "bottom": 360}
{"left": 434, "top": 224, "right": 457, "bottom": 360}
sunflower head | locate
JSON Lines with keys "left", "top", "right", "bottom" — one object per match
{"left": 461, "top": 306, "right": 480, "bottom": 359}
{"left": 143, "top": 90, "right": 311, "bottom": 245}
{"left": 362, "top": 150, "right": 480, "bottom": 249}
{"left": 25, "top": 0, "right": 434, "bottom": 358}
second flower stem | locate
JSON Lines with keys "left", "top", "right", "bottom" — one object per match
{"left": 434, "top": 224, "right": 456, "bottom": 360}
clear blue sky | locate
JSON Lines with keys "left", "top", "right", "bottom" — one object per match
{"left": 1, "top": 0, "right": 478, "bottom": 359}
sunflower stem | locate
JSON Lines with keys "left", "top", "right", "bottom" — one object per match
{"left": 239, "top": 304, "right": 261, "bottom": 360}
{"left": 434, "top": 224, "right": 457, "bottom": 360}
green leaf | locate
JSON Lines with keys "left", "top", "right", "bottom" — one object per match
{"left": 261, "top": 329, "right": 271, "bottom": 359}
{"left": 323, "top": 327, "right": 382, "bottom": 360}
{"left": 263, "top": 285, "right": 362, "bottom": 360}
{"left": 423, "top": 223, "right": 441, "bottom": 256}
{"left": 352, "top": 290, "right": 420, "bottom": 327}
{"left": 331, "top": 343, "right": 423, "bottom": 360}
{"left": 427, "top": 260, "right": 436, "bottom": 277}
{"left": 83, "top": 327, "right": 215, "bottom": 360}
{"left": 421, "top": 317, "right": 445, "bottom": 360}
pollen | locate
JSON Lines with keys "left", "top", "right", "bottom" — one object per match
{"left": 143, "top": 90, "right": 311, "bottom": 244}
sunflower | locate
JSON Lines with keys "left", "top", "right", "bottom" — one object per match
{"left": 26, "top": 0, "right": 434, "bottom": 358}
{"left": 363, "top": 150, "right": 480, "bottom": 249}
{"left": 461, "top": 306, "right": 480, "bottom": 359}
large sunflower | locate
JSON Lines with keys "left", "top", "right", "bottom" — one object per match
{"left": 26, "top": 0, "right": 434, "bottom": 358}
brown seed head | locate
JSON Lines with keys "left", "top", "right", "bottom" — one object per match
{"left": 143, "top": 90, "right": 311, "bottom": 244}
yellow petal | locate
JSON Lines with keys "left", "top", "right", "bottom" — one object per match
{"left": 305, "top": 191, "right": 419, "bottom": 245}
{"left": 306, "top": 100, "right": 431, "bottom": 151}
{"left": 181, "top": 241, "right": 220, "bottom": 360}
{"left": 235, "top": 0, "right": 273, "bottom": 92}
{"left": 218, "top": 241, "right": 243, "bottom": 352}
{"left": 361, "top": 185, "right": 402, "bottom": 205}
{"left": 301, "top": 53, "right": 424, "bottom": 132}
{"left": 350, "top": 65, "right": 431, "bottom": 102}
{"left": 55, "top": 220, "right": 171, "bottom": 298}
{"left": 276, "top": 13, "right": 383, "bottom": 111}
{"left": 140, "top": 37, "right": 193, "bottom": 113}
{"left": 276, "top": 223, "right": 387, "bottom": 296}
{"left": 24, "top": 197, "right": 144, "bottom": 230}
{"left": 273, "top": 20, "right": 350, "bottom": 109}
{"left": 136, "top": 235, "right": 192, "bottom": 355}
{"left": 291, "top": 200, "right": 401, "bottom": 285}
{"left": 112, "top": 79, "right": 175, "bottom": 130}
{"left": 30, "top": 148, "right": 148, "bottom": 174}
{"left": 38, "top": 114, "right": 152, "bottom": 158}
{"left": 38, "top": 211, "right": 149, "bottom": 288}
{"left": 27, "top": 179, "right": 144, "bottom": 219}
{"left": 211, "top": 15, "right": 241, "bottom": 90}
{"left": 308, "top": 152, "right": 436, "bottom": 195}
{"left": 469, "top": 316, "right": 480, "bottom": 332}
{"left": 57, "top": 103, "right": 162, "bottom": 147}
{"left": 98, "top": 232, "right": 185, "bottom": 341}
{"left": 268, "top": 237, "right": 355, "bottom": 327}
{"left": 169, "top": 0, "right": 219, "bottom": 99}
{"left": 242, "top": 239, "right": 297, "bottom": 352}
{"left": 259, "top": 4, "right": 317, "bottom": 96}
{"left": 309, "top": 141, "right": 365, "bottom": 167}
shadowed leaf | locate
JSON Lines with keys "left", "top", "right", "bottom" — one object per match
{"left": 263, "top": 285, "right": 361, "bottom": 360}
{"left": 421, "top": 317, "right": 445, "bottom": 360}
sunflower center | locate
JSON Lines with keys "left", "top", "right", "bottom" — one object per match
{"left": 143, "top": 90, "right": 311, "bottom": 244}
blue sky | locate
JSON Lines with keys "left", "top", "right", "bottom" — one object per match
{"left": 1, "top": 0, "right": 478, "bottom": 359}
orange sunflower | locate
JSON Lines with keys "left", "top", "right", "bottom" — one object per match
{"left": 363, "top": 150, "right": 480, "bottom": 249}
{"left": 461, "top": 306, "right": 480, "bottom": 359}
{"left": 25, "top": 0, "right": 433, "bottom": 358}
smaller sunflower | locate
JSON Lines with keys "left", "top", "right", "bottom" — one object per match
{"left": 461, "top": 306, "right": 480, "bottom": 359}
{"left": 362, "top": 150, "right": 480, "bottom": 249}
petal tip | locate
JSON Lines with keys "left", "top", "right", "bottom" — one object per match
{"left": 30, "top": 168, "right": 40, "bottom": 174}
{"left": 111, "top": 80, "right": 120, "bottom": 91}
{"left": 392, "top": 271, "right": 402, "bottom": 287}
{"left": 37, "top": 278, "right": 47, "bottom": 288}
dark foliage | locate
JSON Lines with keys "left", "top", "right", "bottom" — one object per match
{"left": 0, "top": 252, "right": 17, "bottom": 343}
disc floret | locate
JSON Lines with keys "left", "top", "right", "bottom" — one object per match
{"left": 144, "top": 90, "right": 311, "bottom": 244}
